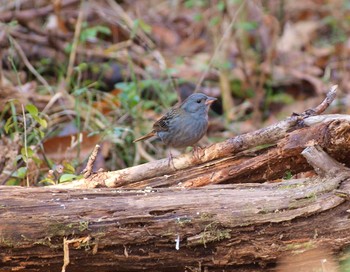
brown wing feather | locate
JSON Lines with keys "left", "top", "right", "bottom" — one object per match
{"left": 134, "top": 105, "right": 181, "bottom": 143}
{"left": 152, "top": 108, "right": 178, "bottom": 132}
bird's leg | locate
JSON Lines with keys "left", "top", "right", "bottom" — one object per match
{"left": 192, "top": 145, "right": 205, "bottom": 161}
{"left": 167, "top": 150, "right": 177, "bottom": 170}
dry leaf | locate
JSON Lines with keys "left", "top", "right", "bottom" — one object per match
{"left": 42, "top": 132, "right": 101, "bottom": 162}
{"left": 277, "top": 21, "right": 319, "bottom": 52}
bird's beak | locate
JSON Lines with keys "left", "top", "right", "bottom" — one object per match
{"left": 205, "top": 97, "right": 217, "bottom": 105}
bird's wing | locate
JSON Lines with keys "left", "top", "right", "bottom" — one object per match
{"left": 152, "top": 108, "right": 178, "bottom": 132}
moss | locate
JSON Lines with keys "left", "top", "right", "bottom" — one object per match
{"left": 46, "top": 220, "right": 90, "bottom": 237}
{"left": 78, "top": 221, "right": 90, "bottom": 232}
{"left": 46, "top": 222, "right": 75, "bottom": 237}
{"left": 278, "top": 183, "right": 305, "bottom": 190}
{"left": 285, "top": 241, "right": 316, "bottom": 253}
{"left": 33, "top": 237, "right": 60, "bottom": 248}
{"left": 0, "top": 237, "right": 15, "bottom": 247}
{"left": 199, "top": 212, "right": 215, "bottom": 221}
{"left": 201, "top": 228, "right": 231, "bottom": 247}
{"left": 200, "top": 222, "right": 231, "bottom": 248}
{"left": 305, "top": 192, "right": 317, "bottom": 201}
{"left": 176, "top": 217, "right": 192, "bottom": 227}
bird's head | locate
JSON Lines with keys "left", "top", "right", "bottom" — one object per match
{"left": 181, "top": 93, "right": 217, "bottom": 114}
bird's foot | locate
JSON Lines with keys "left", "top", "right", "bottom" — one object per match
{"left": 167, "top": 151, "right": 177, "bottom": 170}
{"left": 192, "top": 145, "right": 205, "bottom": 161}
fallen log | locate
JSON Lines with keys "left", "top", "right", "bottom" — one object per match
{"left": 3, "top": 85, "right": 350, "bottom": 271}
{"left": 1, "top": 146, "right": 350, "bottom": 271}
{"left": 57, "top": 85, "right": 341, "bottom": 189}
{"left": 123, "top": 117, "right": 350, "bottom": 188}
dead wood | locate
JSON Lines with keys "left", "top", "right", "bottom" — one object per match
{"left": 57, "top": 86, "right": 341, "bottom": 189}
{"left": 124, "top": 117, "right": 350, "bottom": 189}
{"left": 1, "top": 86, "right": 350, "bottom": 271}
{"left": 1, "top": 146, "right": 350, "bottom": 271}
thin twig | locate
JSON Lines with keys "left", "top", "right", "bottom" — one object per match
{"left": 82, "top": 145, "right": 100, "bottom": 179}
{"left": 135, "top": 143, "right": 156, "bottom": 163}
{"left": 65, "top": 0, "right": 84, "bottom": 86}
{"left": 1, "top": 0, "right": 79, "bottom": 22}
{"left": 61, "top": 236, "right": 91, "bottom": 272}
{"left": 194, "top": 0, "right": 247, "bottom": 92}
{"left": 312, "top": 85, "right": 338, "bottom": 115}
{"left": 0, "top": 50, "right": 3, "bottom": 86}
{"left": 9, "top": 36, "right": 53, "bottom": 93}
{"left": 21, "top": 104, "right": 29, "bottom": 187}
{"left": 105, "top": 0, "right": 155, "bottom": 49}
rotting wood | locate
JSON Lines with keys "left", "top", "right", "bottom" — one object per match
{"left": 56, "top": 86, "right": 339, "bottom": 189}
{"left": 64, "top": 114, "right": 350, "bottom": 189}
{"left": 123, "top": 118, "right": 350, "bottom": 188}
{"left": 1, "top": 146, "right": 350, "bottom": 272}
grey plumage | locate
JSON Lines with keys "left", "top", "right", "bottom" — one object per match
{"left": 134, "top": 93, "right": 216, "bottom": 148}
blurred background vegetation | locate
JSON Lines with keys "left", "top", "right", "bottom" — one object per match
{"left": 0, "top": 0, "right": 350, "bottom": 186}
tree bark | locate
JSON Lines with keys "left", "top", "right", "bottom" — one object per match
{"left": 60, "top": 115, "right": 350, "bottom": 189}
{"left": 122, "top": 118, "right": 350, "bottom": 188}
{"left": 57, "top": 86, "right": 340, "bottom": 190}
{"left": 1, "top": 146, "right": 350, "bottom": 272}
{"left": 2, "top": 86, "right": 350, "bottom": 271}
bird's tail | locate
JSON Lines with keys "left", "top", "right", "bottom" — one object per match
{"left": 133, "top": 131, "right": 156, "bottom": 143}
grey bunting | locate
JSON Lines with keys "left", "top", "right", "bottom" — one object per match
{"left": 133, "top": 93, "right": 217, "bottom": 149}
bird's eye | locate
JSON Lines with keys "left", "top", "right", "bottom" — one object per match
{"left": 196, "top": 99, "right": 201, "bottom": 103}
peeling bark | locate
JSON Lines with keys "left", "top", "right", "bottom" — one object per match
{"left": 56, "top": 87, "right": 340, "bottom": 189}
{"left": 58, "top": 116, "right": 350, "bottom": 190}
{"left": 2, "top": 86, "right": 349, "bottom": 271}
{"left": 1, "top": 147, "right": 350, "bottom": 271}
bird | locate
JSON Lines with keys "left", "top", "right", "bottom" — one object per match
{"left": 133, "top": 93, "right": 217, "bottom": 155}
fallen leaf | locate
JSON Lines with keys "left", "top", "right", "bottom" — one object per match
{"left": 277, "top": 21, "right": 319, "bottom": 52}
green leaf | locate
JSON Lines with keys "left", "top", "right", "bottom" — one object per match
{"left": 209, "top": 16, "right": 220, "bottom": 27}
{"left": 72, "top": 87, "right": 88, "bottom": 96}
{"left": 236, "top": 21, "right": 258, "bottom": 31}
{"left": 35, "top": 128, "right": 45, "bottom": 139}
{"left": 77, "top": 62, "right": 88, "bottom": 72}
{"left": 94, "top": 25, "right": 111, "bottom": 35}
{"left": 39, "top": 178, "right": 56, "bottom": 185}
{"left": 80, "top": 26, "right": 111, "bottom": 42}
{"left": 283, "top": 170, "right": 292, "bottom": 180}
{"left": 25, "top": 104, "right": 39, "bottom": 116}
{"left": 64, "top": 43, "right": 72, "bottom": 54}
{"left": 21, "top": 147, "right": 34, "bottom": 162}
{"left": 267, "top": 93, "right": 294, "bottom": 105}
{"left": 32, "top": 156, "right": 42, "bottom": 165}
{"left": 14, "top": 167, "right": 27, "bottom": 178}
{"left": 5, "top": 177, "right": 20, "bottom": 186}
{"left": 33, "top": 115, "right": 47, "bottom": 128}
{"left": 15, "top": 154, "right": 22, "bottom": 164}
{"left": 131, "top": 19, "right": 140, "bottom": 39}
{"left": 193, "top": 13, "right": 203, "bottom": 22}
{"left": 63, "top": 162, "right": 76, "bottom": 174}
{"left": 39, "top": 118, "right": 47, "bottom": 128}
{"left": 4, "top": 117, "right": 14, "bottom": 133}
{"left": 185, "top": 0, "right": 194, "bottom": 8}
{"left": 59, "top": 174, "right": 77, "bottom": 183}
{"left": 139, "top": 20, "right": 152, "bottom": 34}
{"left": 217, "top": 1, "right": 226, "bottom": 11}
